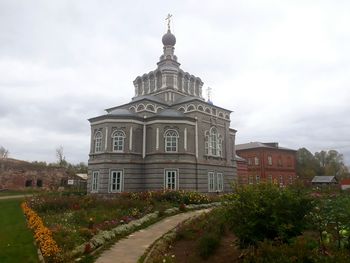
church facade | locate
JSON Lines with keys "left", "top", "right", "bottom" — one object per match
{"left": 87, "top": 27, "right": 237, "bottom": 194}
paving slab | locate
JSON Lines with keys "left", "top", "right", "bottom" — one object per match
{"left": 96, "top": 209, "right": 211, "bottom": 263}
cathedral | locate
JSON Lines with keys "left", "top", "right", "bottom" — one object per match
{"left": 87, "top": 21, "right": 237, "bottom": 193}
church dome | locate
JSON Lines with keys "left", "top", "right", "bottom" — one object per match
{"left": 162, "top": 30, "right": 176, "bottom": 46}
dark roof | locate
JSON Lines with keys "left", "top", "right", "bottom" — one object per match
{"left": 311, "top": 176, "right": 337, "bottom": 183}
{"left": 236, "top": 142, "right": 296, "bottom": 151}
{"left": 172, "top": 96, "right": 232, "bottom": 113}
{"left": 156, "top": 109, "right": 185, "bottom": 117}
{"left": 109, "top": 108, "right": 137, "bottom": 117}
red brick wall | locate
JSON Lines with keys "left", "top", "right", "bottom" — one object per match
{"left": 236, "top": 148, "right": 297, "bottom": 186}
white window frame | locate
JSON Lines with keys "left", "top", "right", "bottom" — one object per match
{"left": 205, "top": 127, "right": 223, "bottom": 157}
{"left": 112, "top": 130, "right": 125, "bottom": 152}
{"left": 94, "top": 131, "right": 103, "bottom": 153}
{"left": 91, "top": 171, "right": 99, "bottom": 193}
{"left": 109, "top": 170, "right": 123, "bottom": 193}
{"left": 254, "top": 157, "right": 259, "bottom": 165}
{"left": 208, "top": 172, "right": 224, "bottom": 192}
{"left": 279, "top": 175, "right": 283, "bottom": 186}
{"left": 268, "top": 156, "right": 272, "bottom": 165}
{"left": 256, "top": 175, "right": 260, "bottom": 184}
{"left": 249, "top": 175, "right": 254, "bottom": 185}
{"left": 164, "top": 169, "right": 178, "bottom": 190}
{"left": 164, "top": 129, "right": 179, "bottom": 153}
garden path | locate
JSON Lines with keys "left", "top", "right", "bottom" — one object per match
{"left": 0, "top": 194, "right": 33, "bottom": 200}
{"left": 95, "top": 208, "right": 211, "bottom": 263}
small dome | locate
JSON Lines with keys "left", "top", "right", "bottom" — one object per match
{"left": 162, "top": 30, "right": 176, "bottom": 46}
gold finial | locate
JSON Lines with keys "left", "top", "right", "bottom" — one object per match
{"left": 165, "top": 14, "right": 172, "bottom": 31}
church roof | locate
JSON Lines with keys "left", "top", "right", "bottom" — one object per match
{"left": 156, "top": 109, "right": 185, "bottom": 117}
{"left": 108, "top": 108, "right": 137, "bottom": 116}
{"left": 312, "top": 176, "right": 337, "bottom": 183}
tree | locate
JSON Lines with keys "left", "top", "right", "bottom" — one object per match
{"left": 55, "top": 146, "right": 67, "bottom": 167}
{"left": 315, "top": 150, "right": 348, "bottom": 179}
{"left": 0, "top": 146, "right": 9, "bottom": 159}
{"left": 225, "top": 183, "right": 313, "bottom": 247}
{"left": 296, "top": 148, "right": 320, "bottom": 179}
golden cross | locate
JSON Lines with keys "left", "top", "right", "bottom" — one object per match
{"left": 165, "top": 14, "right": 172, "bottom": 31}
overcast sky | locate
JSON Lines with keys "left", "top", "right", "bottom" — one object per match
{"left": 0, "top": 0, "right": 349, "bottom": 165}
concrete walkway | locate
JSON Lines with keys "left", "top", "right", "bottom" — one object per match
{"left": 96, "top": 208, "right": 211, "bottom": 263}
{"left": 0, "top": 194, "right": 33, "bottom": 200}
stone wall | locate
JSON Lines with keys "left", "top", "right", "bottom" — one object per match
{"left": 0, "top": 158, "right": 71, "bottom": 190}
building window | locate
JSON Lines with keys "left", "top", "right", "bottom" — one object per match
{"left": 164, "top": 130, "right": 179, "bottom": 152}
{"left": 94, "top": 131, "right": 103, "bottom": 153}
{"left": 279, "top": 175, "right": 283, "bottom": 186}
{"left": 248, "top": 175, "right": 254, "bottom": 185}
{"left": 112, "top": 130, "right": 125, "bottom": 152}
{"left": 36, "top": 179, "right": 43, "bottom": 187}
{"left": 289, "top": 175, "right": 293, "bottom": 184}
{"left": 164, "top": 169, "right": 178, "bottom": 190}
{"left": 268, "top": 156, "right": 272, "bottom": 165}
{"left": 109, "top": 170, "right": 123, "bottom": 193}
{"left": 208, "top": 172, "right": 224, "bottom": 192}
{"left": 92, "top": 171, "right": 99, "bottom": 193}
{"left": 247, "top": 158, "right": 252, "bottom": 165}
{"left": 205, "top": 127, "right": 223, "bottom": 157}
{"left": 256, "top": 175, "right": 260, "bottom": 184}
{"left": 278, "top": 158, "right": 283, "bottom": 167}
{"left": 25, "top": 180, "right": 32, "bottom": 187}
{"left": 254, "top": 157, "right": 259, "bottom": 165}
{"left": 268, "top": 174, "right": 272, "bottom": 183}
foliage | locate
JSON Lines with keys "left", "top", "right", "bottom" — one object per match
{"left": 296, "top": 148, "right": 349, "bottom": 180}
{"left": 198, "top": 233, "right": 220, "bottom": 259}
{"left": 0, "top": 199, "right": 38, "bottom": 263}
{"left": 307, "top": 192, "right": 350, "bottom": 253}
{"left": 242, "top": 236, "right": 350, "bottom": 263}
{"left": 224, "top": 183, "right": 313, "bottom": 247}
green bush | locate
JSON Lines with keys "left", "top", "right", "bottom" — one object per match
{"left": 198, "top": 233, "right": 220, "bottom": 259}
{"left": 225, "top": 183, "right": 313, "bottom": 247}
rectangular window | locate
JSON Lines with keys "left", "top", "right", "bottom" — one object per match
{"left": 268, "top": 174, "right": 272, "bottom": 183}
{"left": 256, "top": 175, "right": 260, "bottom": 184}
{"left": 109, "top": 170, "right": 123, "bottom": 193}
{"left": 248, "top": 158, "right": 252, "bottom": 165}
{"left": 249, "top": 175, "right": 254, "bottom": 185}
{"left": 289, "top": 175, "right": 293, "bottom": 184}
{"left": 254, "top": 157, "right": 259, "bottom": 165}
{"left": 208, "top": 172, "right": 224, "bottom": 192}
{"left": 95, "top": 138, "right": 102, "bottom": 153}
{"left": 279, "top": 175, "right": 283, "bottom": 186}
{"left": 268, "top": 156, "right": 272, "bottom": 165}
{"left": 92, "top": 171, "right": 99, "bottom": 193}
{"left": 217, "top": 173, "right": 223, "bottom": 191}
{"left": 208, "top": 172, "right": 215, "bottom": 192}
{"left": 165, "top": 169, "right": 177, "bottom": 190}
{"left": 113, "top": 138, "right": 124, "bottom": 152}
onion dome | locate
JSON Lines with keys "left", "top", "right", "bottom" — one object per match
{"left": 162, "top": 30, "right": 176, "bottom": 46}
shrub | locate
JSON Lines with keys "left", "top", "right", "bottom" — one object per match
{"left": 225, "top": 183, "right": 313, "bottom": 247}
{"left": 198, "top": 233, "right": 220, "bottom": 259}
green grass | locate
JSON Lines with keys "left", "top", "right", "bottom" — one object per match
{"left": 0, "top": 199, "right": 39, "bottom": 263}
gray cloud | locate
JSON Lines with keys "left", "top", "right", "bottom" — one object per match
{"left": 0, "top": 0, "right": 349, "bottom": 165}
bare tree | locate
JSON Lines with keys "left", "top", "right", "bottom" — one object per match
{"left": 0, "top": 146, "right": 9, "bottom": 159}
{"left": 55, "top": 146, "right": 67, "bottom": 167}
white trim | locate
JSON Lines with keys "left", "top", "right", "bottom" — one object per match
{"left": 129, "top": 127, "right": 133, "bottom": 151}
{"left": 164, "top": 129, "right": 179, "bottom": 152}
{"left": 91, "top": 119, "right": 196, "bottom": 126}
{"left": 105, "top": 127, "right": 108, "bottom": 151}
{"left": 112, "top": 130, "right": 125, "bottom": 152}
{"left": 156, "top": 128, "right": 159, "bottom": 150}
{"left": 195, "top": 119, "right": 198, "bottom": 158}
{"left": 184, "top": 128, "right": 187, "bottom": 151}
{"left": 142, "top": 123, "right": 146, "bottom": 158}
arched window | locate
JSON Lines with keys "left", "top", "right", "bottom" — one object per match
{"left": 94, "top": 131, "right": 103, "bottom": 153}
{"left": 205, "top": 127, "right": 223, "bottom": 157}
{"left": 112, "top": 130, "right": 125, "bottom": 152}
{"left": 164, "top": 130, "right": 179, "bottom": 152}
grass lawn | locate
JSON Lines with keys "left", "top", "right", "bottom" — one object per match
{"left": 0, "top": 199, "right": 39, "bottom": 263}
{"left": 0, "top": 189, "right": 40, "bottom": 197}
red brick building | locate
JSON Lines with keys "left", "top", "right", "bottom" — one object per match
{"left": 236, "top": 142, "right": 297, "bottom": 186}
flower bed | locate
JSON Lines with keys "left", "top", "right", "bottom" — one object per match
{"left": 22, "top": 190, "right": 218, "bottom": 261}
